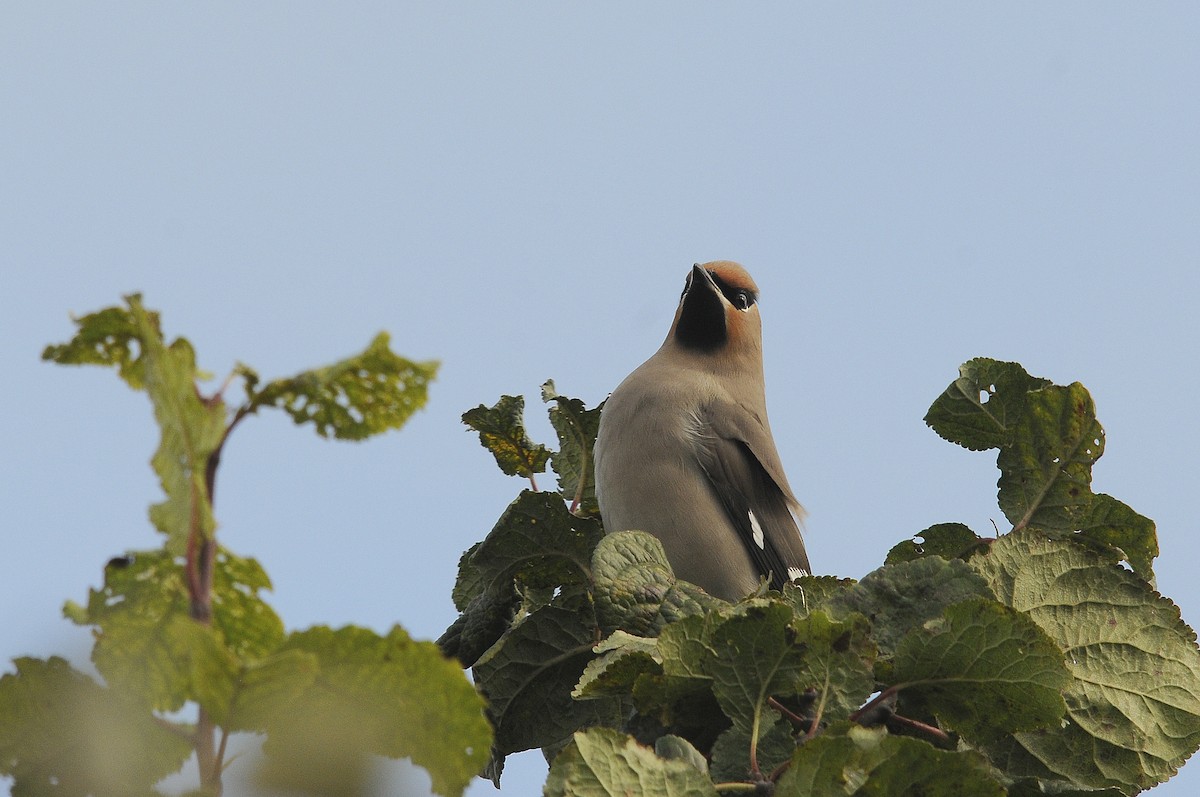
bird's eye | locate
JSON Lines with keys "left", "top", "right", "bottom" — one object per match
{"left": 733, "top": 290, "right": 752, "bottom": 310}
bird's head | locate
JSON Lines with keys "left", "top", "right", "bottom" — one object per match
{"left": 669, "top": 261, "right": 764, "bottom": 364}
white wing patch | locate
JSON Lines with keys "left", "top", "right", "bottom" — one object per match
{"left": 748, "top": 509, "right": 765, "bottom": 549}
{"left": 787, "top": 566, "right": 807, "bottom": 581}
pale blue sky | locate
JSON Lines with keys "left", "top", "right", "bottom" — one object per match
{"left": 3, "top": 4, "right": 1198, "bottom": 795}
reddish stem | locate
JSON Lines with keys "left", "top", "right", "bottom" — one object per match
{"left": 886, "top": 713, "right": 951, "bottom": 745}
{"left": 183, "top": 399, "right": 250, "bottom": 796}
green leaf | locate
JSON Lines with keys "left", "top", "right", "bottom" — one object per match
{"left": 972, "top": 530, "right": 1200, "bottom": 791}
{"left": 886, "top": 523, "right": 985, "bottom": 565}
{"left": 544, "top": 728, "right": 719, "bottom": 797}
{"left": 449, "top": 542, "right": 484, "bottom": 612}
{"left": 100, "top": 612, "right": 236, "bottom": 717}
{"left": 440, "top": 491, "right": 603, "bottom": 665}
{"left": 924, "top": 358, "right": 1051, "bottom": 451}
{"left": 1076, "top": 493, "right": 1158, "bottom": 583}
{"left": 792, "top": 610, "right": 876, "bottom": 724}
{"left": 90, "top": 296, "right": 226, "bottom": 556}
{"left": 709, "top": 717, "right": 795, "bottom": 783}
{"left": 0, "top": 656, "right": 192, "bottom": 797}
{"left": 471, "top": 602, "right": 628, "bottom": 783}
{"left": 65, "top": 548, "right": 283, "bottom": 713}
{"left": 826, "top": 556, "right": 993, "bottom": 654}
{"left": 456, "top": 490, "right": 603, "bottom": 599}
{"left": 211, "top": 547, "right": 286, "bottom": 659}
{"left": 775, "top": 722, "right": 1005, "bottom": 796}
{"left": 41, "top": 302, "right": 155, "bottom": 389}
{"left": 780, "top": 575, "right": 857, "bottom": 618}
{"left": 628, "top": 614, "right": 729, "bottom": 745}
{"left": 573, "top": 631, "right": 662, "bottom": 699}
{"left": 245, "top": 331, "right": 437, "bottom": 440}
{"left": 224, "top": 649, "right": 319, "bottom": 732}
{"left": 461, "top": 394, "right": 550, "bottom": 478}
{"left": 592, "top": 530, "right": 722, "bottom": 637}
{"left": 657, "top": 613, "right": 717, "bottom": 683}
{"left": 541, "top": 380, "right": 604, "bottom": 517}
{"left": 1006, "top": 779, "right": 1127, "bottom": 797}
{"left": 264, "top": 625, "right": 491, "bottom": 797}
{"left": 437, "top": 586, "right": 521, "bottom": 669}
{"left": 998, "top": 382, "right": 1105, "bottom": 533}
{"left": 892, "top": 597, "right": 1069, "bottom": 744}
{"left": 706, "top": 602, "right": 805, "bottom": 738}
{"left": 653, "top": 734, "right": 709, "bottom": 774}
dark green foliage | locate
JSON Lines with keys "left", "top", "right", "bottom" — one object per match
{"left": 442, "top": 358, "right": 1198, "bottom": 796}
{"left": 885, "top": 523, "right": 985, "bottom": 564}
{"left": 542, "top": 379, "right": 605, "bottom": 516}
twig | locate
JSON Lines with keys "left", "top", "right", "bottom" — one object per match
{"left": 767, "top": 696, "right": 807, "bottom": 729}
{"left": 886, "top": 713, "right": 951, "bottom": 745}
{"left": 212, "top": 369, "right": 239, "bottom": 402}
{"left": 213, "top": 726, "right": 231, "bottom": 779}
{"left": 767, "top": 757, "right": 793, "bottom": 783}
{"left": 188, "top": 395, "right": 242, "bottom": 796}
{"left": 748, "top": 705, "right": 762, "bottom": 779}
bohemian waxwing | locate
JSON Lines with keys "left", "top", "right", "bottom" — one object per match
{"left": 593, "top": 261, "right": 809, "bottom": 601}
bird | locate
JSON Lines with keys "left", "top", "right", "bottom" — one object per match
{"left": 593, "top": 261, "right": 809, "bottom": 601}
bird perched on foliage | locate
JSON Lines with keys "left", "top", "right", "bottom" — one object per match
{"left": 593, "top": 261, "right": 809, "bottom": 601}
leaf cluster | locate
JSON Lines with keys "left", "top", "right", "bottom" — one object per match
{"left": 460, "top": 379, "right": 603, "bottom": 516}
{"left": 2, "top": 296, "right": 487, "bottom": 797}
{"left": 444, "top": 359, "right": 1200, "bottom": 796}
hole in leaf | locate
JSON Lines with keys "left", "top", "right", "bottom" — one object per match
{"left": 978, "top": 390, "right": 990, "bottom": 404}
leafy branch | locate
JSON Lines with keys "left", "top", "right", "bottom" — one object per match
{"left": 1, "top": 294, "right": 488, "bottom": 797}
{"left": 445, "top": 358, "right": 1200, "bottom": 796}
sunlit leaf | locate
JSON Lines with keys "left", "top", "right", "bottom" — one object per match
{"left": 545, "top": 728, "right": 718, "bottom": 797}
{"left": 246, "top": 331, "right": 437, "bottom": 440}
{"left": 776, "top": 723, "right": 1004, "bottom": 796}
{"left": 893, "top": 597, "right": 1069, "bottom": 744}
{"left": 264, "top": 625, "right": 491, "bottom": 797}
{"left": 0, "top": 657, "right": 192, "bottom": 797}
{"left": 826, "top": 556, "right": 993, "bottom": 654}
{"left": 462, "top": 394, "right": 550, "bottom": 478}
{"left": 973, "top": 530, "right": 1200, "bottom": 791}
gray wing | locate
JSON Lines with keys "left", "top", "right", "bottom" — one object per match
{"left": 694, "top": 404, "right": 810, "bottom": 589}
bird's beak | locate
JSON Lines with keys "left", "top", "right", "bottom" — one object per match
{"left": 688, "top": 263, "right": 719, "bottom": 299}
